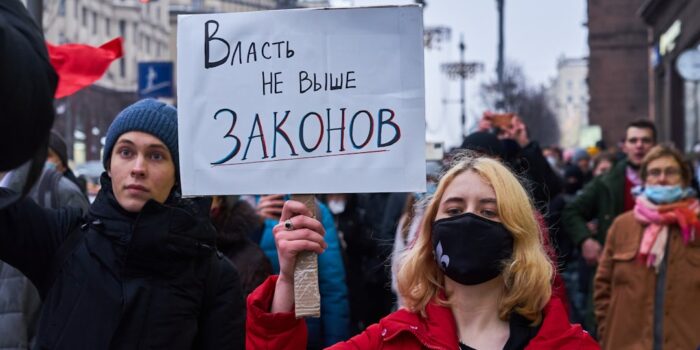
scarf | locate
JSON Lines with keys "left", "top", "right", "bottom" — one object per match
{"left": 634, "top": 196, "right": 700, "bottom": 272}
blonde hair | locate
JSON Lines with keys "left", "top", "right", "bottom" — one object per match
{"left": 396, "top": 152, "right": 553, "bottom": 324}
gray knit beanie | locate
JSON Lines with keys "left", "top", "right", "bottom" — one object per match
{"left": 572, "top": 148, "right": 590, "bottom": 164}
{"left": 102, "top": 99, "right": 179, "bottom": 174}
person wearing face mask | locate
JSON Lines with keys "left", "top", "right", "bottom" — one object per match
{"left": 593, "top": 144, "right": 700, "bottom": 350}
{"left": 0, "top": 99, "right": 245, "bottom": 349}
{"left": 245, "top": 153, "right": 599, "bottom": 350}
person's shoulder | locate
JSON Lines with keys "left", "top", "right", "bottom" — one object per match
{"left": 530, "top": 298, "right": 600, "bottom": 349}
{"left": 57, "top": 174, "right": 82, "bottom": 194}
{"left": 607, "top": 211, "right": 641, "bottom": 237}
{"left": 612, "top": 210, "right": 636, "bottom": 224}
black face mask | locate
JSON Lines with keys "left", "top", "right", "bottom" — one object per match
{"left": 432, "top": 212, "right": 514, "bottom": 285}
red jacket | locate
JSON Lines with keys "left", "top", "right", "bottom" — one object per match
{"left": 247, "top": 276, "right": 599, "bottom": 350}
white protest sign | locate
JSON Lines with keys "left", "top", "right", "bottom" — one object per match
{"left": 177, "top": 6, "right": 425, "bottom": 195}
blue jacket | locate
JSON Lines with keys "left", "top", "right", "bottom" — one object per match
{"left": 259, "top": 201, "right": 350, "bottom": 349}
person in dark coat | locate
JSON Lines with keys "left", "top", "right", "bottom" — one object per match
{"left": 0, "top": 0, "right": 58, "bottom": 207}
{"left": 0, "top": 99, "right": 245, "bottom": 349}
{"left": 46, "top": 130, "right": 88, "bottom": 197}
{"left": 210, "top": 195, "right": 272, "bottom": 296}
{"left": 468, "top": 113, "right": 563, "bottom": 209}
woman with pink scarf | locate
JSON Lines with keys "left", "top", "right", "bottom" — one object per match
{"left": 594, "top": 144, "right": 700, "bottom": 350}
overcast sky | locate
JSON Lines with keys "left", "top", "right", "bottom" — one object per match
{"left": 330, "top": 0, "right": 589, "bottom": 147}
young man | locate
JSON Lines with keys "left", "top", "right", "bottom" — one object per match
{"left": 562, "top": 119, "right": 656, "bottom": 332}
{"left": 0, "top": 99, "right": 245, "bottom": 349}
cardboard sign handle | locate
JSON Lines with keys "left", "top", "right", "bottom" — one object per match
{"left": 290, "top": 194, "right": 321, "bottom": 318}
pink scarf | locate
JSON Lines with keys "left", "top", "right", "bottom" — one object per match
{"left": 633, "top": 196, "right": 700, "bottom": 272}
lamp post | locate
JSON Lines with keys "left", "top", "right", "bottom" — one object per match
{"left": 495, "top": 0, "right": 506, "bottom": 110}
{"left": 441, "top": 35, "right": 484, "bottom": 137}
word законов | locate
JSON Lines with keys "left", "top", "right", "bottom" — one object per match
{"left": 210, "top": 107, "right": 401, "bottom": 165}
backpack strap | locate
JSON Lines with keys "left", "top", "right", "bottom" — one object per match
{"left": 43, "top": 216, "right": 89, "bottom": 293}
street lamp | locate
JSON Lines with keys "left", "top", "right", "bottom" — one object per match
{"left": 496, "top": 0, "right": 505, "bottom": 109}
{"left": 441, "top": 35, "right": 484, "bottom": 136}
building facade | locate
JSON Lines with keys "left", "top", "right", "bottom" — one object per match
{"left": 42, "top": 0, "right": 171, "bottom": 163}
{"left": 40, "top": 0, "right": 326, "bottom": 164}
{"left": 547, "top": 57, "right": 589, "bottom": 149}
{"left": 640, "top": 0, "right": 700, "bottom": 151}
{"left": 587, "top": 0, "right": 649, "bottom": 147}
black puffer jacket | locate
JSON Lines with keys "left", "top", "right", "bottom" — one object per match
{"left": 0, "top": 175, "right": 245, "bottom": 349}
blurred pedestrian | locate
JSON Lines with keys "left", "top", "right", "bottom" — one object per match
{"left": 246, "top": 153, "right": 599, "bottom": 349}
{"left": 255, "top": 194, "right": 350, "bottom": 349}
{"left": 543, "top": 145, "right": 566, "bottom": 177}
{"left": 571, "top": 148, "right": 592, "bottom": 184}
{"left": 594, "top": 144, "right": 700, "bottom": 349}
{"left": 210, "top": 195, "right": 272, "bottom": 296}
{"left": 591, "top": 152, "right": 616, "bottom": 178}
{"left": 0, "top": 0, "right": 57, "bottom": 209}
{"left": 476, "top": 112, "right": 563, "bottom": 208}
{"left": 0, "top": 99, "right": 245, "bottom": 349}
{"left": 46, "top": 131, "right": 87, "bottom": 197}
{"left": 562, "top": 119, "right": 656, "bottom": 332}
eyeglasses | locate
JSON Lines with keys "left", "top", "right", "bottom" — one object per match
{"left": 647, "top": 167, "right": 681, "bottom": 178}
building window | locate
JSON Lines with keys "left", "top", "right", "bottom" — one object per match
{"left": 74, "top": 0, "right": 79, "bottom": 19}
{"left": 133, "top": 23, "right": 138, "bottom": 43}
{"left": 58, "top": 0, "right": 66, "bottom": 16}
{"left": 145, "top": 36, "right": 150, "bottom": 54}
{"left": 120, "top": 58, "right": 125, "bottom": 78}
{"left": 119, "top": 20, "right": 126, "bottom": 38}
{"left": 156, "top": 42, "right": 161, "bottom": 57}
{"left": 92, "top": 12, "right": 97, "bottom": 34}
{"left": 106, "top": 18, "right": 110, "bottom": 36}
{"left": 82, "top": 6, "right": 87, "bottom": 26}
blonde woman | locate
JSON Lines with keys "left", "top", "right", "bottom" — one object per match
{"left": 246, "top": 154, "right": 598, "bottom": 349}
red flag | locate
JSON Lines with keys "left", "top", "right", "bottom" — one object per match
{"left": 47, "top": 37, "right": 123, "bottom": 99}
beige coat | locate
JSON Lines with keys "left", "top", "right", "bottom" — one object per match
{"left": 594, "top": 211, "right": 700, "bottom": 350}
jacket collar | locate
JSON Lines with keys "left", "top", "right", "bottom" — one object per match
{"left": 89, "top": 173, "right": 216, "bottom": 268}
{"left": 526, "top": 297, "right": 593, "bottom": 349}
{"left": 380, "top": 297, "right": 589, "bottom": 350}
{"left": 379, "top": 299, "right": 458, "bottom": 350}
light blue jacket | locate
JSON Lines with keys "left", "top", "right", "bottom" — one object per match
{"left": 259, "top": 200, "right": 350, "bottom": 348}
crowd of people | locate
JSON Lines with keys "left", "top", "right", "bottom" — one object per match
{"left": 3, "top": 0, "right": 700, "bottom": 349}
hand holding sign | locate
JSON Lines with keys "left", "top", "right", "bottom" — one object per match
{"left": 271, "top": 200, "right": 327, "bottom": 314}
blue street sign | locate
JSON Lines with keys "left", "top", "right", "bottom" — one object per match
{"left": 138, "top": 61, "right": 173, "bottom": 98}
